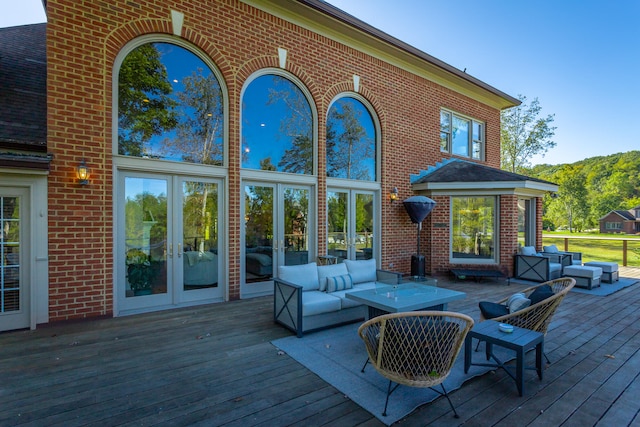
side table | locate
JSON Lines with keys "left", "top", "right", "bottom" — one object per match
{"left": 464, "top": 320, "right": 544, "bottom": 396}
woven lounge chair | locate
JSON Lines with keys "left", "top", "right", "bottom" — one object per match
{"left": 478, "top": 277, "right": 576, "bottom": 361}
{"left": 358, "top": 311, "right": 474, "bottom": 417}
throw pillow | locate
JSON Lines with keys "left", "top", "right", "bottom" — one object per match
{"left": 327, "top": 274, "right": 354, "bottom": 293}
{"left": 543, "top": 244, "right": 559, "bottom": 253}
{"left": 507, "top": 292, "right": 531, "bottom": 313}
{"left": 521, "top": 246, "right": 537, "bottom": 256}
{"left": 344, "top": 259, "right": 377, "bottom": 284}
{"left": 317, "top": 263, "right": 349, "bottom": 291}
{"left": 528, "top": 284, "right": 554, "bottom": 305}
{"left": 479, "top": 301, "right": 509, "bottom": 319}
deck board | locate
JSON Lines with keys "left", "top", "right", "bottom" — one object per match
{"left": 1, "top": 267, "right": 640, "bottom": 426}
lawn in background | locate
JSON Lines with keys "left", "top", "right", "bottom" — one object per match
{"left": 542, "top": 233, "right": 640, "bottom": 266}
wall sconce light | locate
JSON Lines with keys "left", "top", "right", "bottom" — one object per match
{"left": 77, "top": 159, "right": 89, "bottom": 185}
{"left": 389, "top": 187, "right": 399, "bottom": 203}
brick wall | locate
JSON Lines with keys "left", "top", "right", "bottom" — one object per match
{"left": 46, "top": 0, "right": 503, "bottom": 320}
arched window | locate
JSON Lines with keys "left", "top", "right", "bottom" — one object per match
{"left": 117, "top": 42, "right": 224, "bottom": 165}
{"left": 241, "top": 74, "right": 313, "bottom": 174}
{"left": 326, "top": 97, "right": 376, "bottom": 181}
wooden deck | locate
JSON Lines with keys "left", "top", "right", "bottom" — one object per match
{"left": 2, "top": 267, "right": 640, "bottom": 426}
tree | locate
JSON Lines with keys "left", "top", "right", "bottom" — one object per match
{"left": 501, "top": 95, "right": 556, "bottom": 173}
{"left": 549, "top": 165, "right": 589, "bottom": 232}
{"left": 118, "top": 44, "right": 178, "bottom": 156}
{"left": 326, "top": 100, "right": 374, "bottom": 180}
{"left": 163, "top": 68, "right": 224, "bottom": 165}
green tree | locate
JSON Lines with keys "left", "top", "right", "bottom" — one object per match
{"left": 118, "top": 44, "right": 178, "bottom": 156}
{"left": 163, "top": 68, "right": 224, "bottom": 165}
{"left": 550, "top": 165, "right": 589, "bottom": 232}
{"left": 326, "top": 101, "right": 373, "bottom": 180}
{"left": 500, "top": 95, "right": 556, "bottom": 173}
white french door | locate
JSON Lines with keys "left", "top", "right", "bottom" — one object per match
{"left": 117, "top": 172, "right": 224, "bottom": 315}
{"left": 241, "top": 181, "right": 312, "bottom": 298}
{"left": 0, "top": 188, "right": 29, "bottom": 332}
{"left": 327, "top": 189, "right": 376, "bottom": 262}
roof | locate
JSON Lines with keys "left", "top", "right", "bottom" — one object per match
{"left": 600, "top": 210, "right": 638, "bottom": 221}
{"left": 410, "top": 159, "right": 558, "bottom": 196}
{"left": 0, "top": 23, "right": 47, "bottom": 151}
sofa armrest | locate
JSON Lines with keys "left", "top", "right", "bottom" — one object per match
{"left": 514, "top": 254, "right": 551, "bottom": 282}
{"left": 376, "top": 269, "right": 402, "bottom": 285}
{"left": 274, "top": 278, "right": 304, "bottom": 337}
{"left": 540, "top": 253, "right": 572, "bottom": 267}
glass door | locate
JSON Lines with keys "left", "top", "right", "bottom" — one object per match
{"left": 242, "top": 182, "right": 311, "bottom": 297}
{"left": 118, "top": 173, "right": 223, "bottom": 314}
{"left": 327, "top": 189, "right": 375, "bottom": 262}
{"left": 0, "top": 189, "right": 29, "bottom": 332}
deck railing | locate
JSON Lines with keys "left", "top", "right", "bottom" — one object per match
{"left": 542, "top": 235, "right": 640, "bottom": 267}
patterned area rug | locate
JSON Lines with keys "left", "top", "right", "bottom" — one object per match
{"left": 272, "top": 323, "right": 514, "bottom": 425}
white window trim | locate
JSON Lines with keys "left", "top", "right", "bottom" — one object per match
{"left": 440, "top": 108, "right": 485, "bottom": 161}
{"left": 449, "top": 195, "right": 499, "bottom": 265}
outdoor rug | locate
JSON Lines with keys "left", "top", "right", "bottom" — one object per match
{"left": 272, "top": 323, "right": 513, "bottom": 425}
{"left": 510, "top": 277, "right": 639, "bottom": 296}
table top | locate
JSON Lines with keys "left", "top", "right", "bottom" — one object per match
{"left": 469, "top": 320, "right": 544, "bottom": 347}
{"left": 345, "top": 281, "right": 466, "bottom": 313}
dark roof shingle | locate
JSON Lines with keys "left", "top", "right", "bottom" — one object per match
{"left": 0, "top": 23, "right": 47, "bottom": 150}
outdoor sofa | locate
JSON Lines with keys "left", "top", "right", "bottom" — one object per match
{"left": 273, "top": 259, "right": 401, "bottom": 337}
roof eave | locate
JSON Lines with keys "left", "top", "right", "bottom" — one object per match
{"left": 245, "top": 0, "right": 520, "bottom": 110}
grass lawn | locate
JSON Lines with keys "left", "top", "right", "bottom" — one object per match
{"left": 542, "top": 233, "right": 640, "bottom": 266}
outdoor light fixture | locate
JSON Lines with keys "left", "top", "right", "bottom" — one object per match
{"left": 77, "top": 160, "right": 89, "bottom": 185}
{"left": 389, "top": 187, "right": 399, "bottom": 203}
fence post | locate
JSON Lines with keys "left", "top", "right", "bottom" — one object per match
{"left": 623, "top": 240, "right": 628, "bottom": 266}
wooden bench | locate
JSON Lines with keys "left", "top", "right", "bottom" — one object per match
{"left": 450, "top": 268, "right": 506, "bottom": 283}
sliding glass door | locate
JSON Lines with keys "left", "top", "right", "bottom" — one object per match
{"left": 327, "top": 189, "right": 375, "bottom": 262}
{"left": 242, "top": 182, "right": 311, "bottom": 297}
{"left": 117, "top": 172, "right": 223, "bottom": 314}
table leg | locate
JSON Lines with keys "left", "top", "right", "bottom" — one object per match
{"left": 464, "top": 335, "right": 472, "bottom": 373}
{"left": 516, "top": 347, "right": 525, "bottom": 396}
{"left": 536, "top": 341, "right": 544, "bottom": 380}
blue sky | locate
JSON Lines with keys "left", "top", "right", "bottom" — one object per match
{"left": 4, "top": 0, "right": 638, "bottom": 166}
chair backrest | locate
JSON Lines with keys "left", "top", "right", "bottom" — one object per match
{"left": 491, "top": 277, "right": 575, "bottom": 334}
{"left": 358, "top": 311, "right": 474, "bottom": 388}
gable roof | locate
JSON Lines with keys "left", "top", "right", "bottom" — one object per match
{"left": 410, "top": 159, "right": 558, "bottom": 196}
{"left": 600, "top": 210, "right": 637, "bottom": 221}
{"left": 0, "top": 23, "right": 47, "bottom": 151}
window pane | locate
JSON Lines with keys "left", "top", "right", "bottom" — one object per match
{"left": 451, "top": 116, "right": 470, "bottom": 157}
{"left": 440, "top": 131, "right": 449, "bottom": 152}
{"left": 452, "top": 196, "right": 495, "bottom": 260}
{"left": 242, "top": 75, "right": 313, "bottom": 174}
{"left": 440, "top": 111, "right": 451, "bottom": 131}
{"left": 326, "top": 97, "right": 376, "bottom": 181}
{"left": 118, "top": 43, "right": 224, "bottom": 165}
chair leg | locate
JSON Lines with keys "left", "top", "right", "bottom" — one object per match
{"left": 382, "top": 381, "right": 401, "bottom": 416}
{"left": 544, "top": 351, "right": 551, "bottom": 364}
{"left": 361, "top": 357, "right": 369, "bottom": 373}
{"left": 439, "top": 383, "right": 460, "bottom": 419}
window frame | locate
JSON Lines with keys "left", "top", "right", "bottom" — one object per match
{"left": 240, "top": 69, "right": 318, "bottom": 176}
{"left": 450, "top": 195, "right": 498, "bottom": 264}
{"left": 325, "top": 93, "right": 379, "bottom": 182}
{"left": 440, "top": 108, "right": 485, "bottom": 161}
{"left": 112, "top": 35, "right": 229, "bottom": 169}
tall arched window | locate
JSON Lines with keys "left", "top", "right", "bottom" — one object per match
{"left": 242, "top": 74, "right": 313, "bottom": 174}
{"left": 118, "top": 42, "right": 224, "bottom": 165}
{"left": 326, "top": 97, "right": 376, "bottom": 181}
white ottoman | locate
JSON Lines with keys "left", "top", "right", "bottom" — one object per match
{"left": 584, "top": 261, "right": 619, "bottom": 283}
{"left": 564, "top": 265, "right": 602, "bottom": 290}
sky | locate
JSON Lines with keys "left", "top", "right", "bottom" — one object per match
{"left": 3, "top": 0, "right": 639, "bottom": 166}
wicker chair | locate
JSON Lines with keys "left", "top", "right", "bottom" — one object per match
{"left": 478, "top": 277, "right": 576, "bottom": 361}
{"left": 357, "top": 311, "right": 474, "bottom": 417}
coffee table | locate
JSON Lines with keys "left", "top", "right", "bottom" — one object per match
{"left": 345, "top": 281, "right": 466, "bottom": 319}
